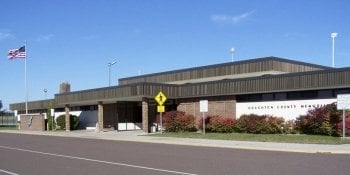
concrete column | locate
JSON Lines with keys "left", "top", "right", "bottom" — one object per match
{"left": 115, "top": 102, "right": 119, "bottom": 130}
{"left": 142, "top": 98, "right": 149, "bottom": 133}
{"left": 65, "top": 104, "right": 70, "bottom": 131}
{"left": 98, "top": 101, "right": 104, "bottom": 132}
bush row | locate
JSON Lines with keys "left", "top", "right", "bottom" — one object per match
{"left": 160, "top": 103, "right": 349, "bottom": 136}
{"left": 160, "top": 111, "right": 292, "bottom": 134}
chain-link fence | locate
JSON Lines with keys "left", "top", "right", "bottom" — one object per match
{"left": 0, "top": 112, "right": 17, "bottom": 127}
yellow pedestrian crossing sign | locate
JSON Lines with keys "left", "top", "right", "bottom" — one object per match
{"left": 155, "top": 91, "right": 167, "bottom": 105}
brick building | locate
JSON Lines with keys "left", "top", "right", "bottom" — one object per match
{"left": 10, "top": 57, "right": 350, "bottom": 132}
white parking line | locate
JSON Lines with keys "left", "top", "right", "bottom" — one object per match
{"left": 0, "top": 145, "right": 197, "bottom": 175}
{"left": 0, "top": 169, "right": 19, "bottom": 175}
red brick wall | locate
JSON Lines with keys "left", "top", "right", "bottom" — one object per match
{"left": 177, "top": 96, "right": 236, "bottom": 118}
{"left": 20, "top": 114, "right": 45, "bottom": 131}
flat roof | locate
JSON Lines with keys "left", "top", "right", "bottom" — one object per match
{"left": 119, "top": 56, "right": 330, "bottom": 82}
{"left": 165, "top": 70, "right": 286, "bottom": 84}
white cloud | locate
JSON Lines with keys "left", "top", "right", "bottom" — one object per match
{"left": 0, "top": 32, "right": 13, "bottom": 40}
{"left": 232, "top": 11, "right": 255, "bottom": 24}
{"left": 36, "top": 34, "right": 54, "bottom": 42}
{"left": 211, "top": 15, "right": 231, "bottom": 22}
{"left": 211, "top": 10, "right": 255, "bottom": 24}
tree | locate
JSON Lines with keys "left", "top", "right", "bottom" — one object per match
{"left": 296, "top": 103, "right": 342, "bottom": 136}
{"left": 56, "top": 114, "right": 80, "bottom": 130}
{"left": 47, "top": 101, "right": 55, "bottom": 130}
{"left": 0, "top": 100, "right": 3, "bottom": 115}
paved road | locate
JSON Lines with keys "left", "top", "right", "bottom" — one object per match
{"left": 0, "top": 133, "right": 349, "bottom": 175}
{"left": 3, "top": 130, "right": 349, "bottom": 154}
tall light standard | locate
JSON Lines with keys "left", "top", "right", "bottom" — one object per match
{"left": 229, "top": 47, "right": 235, "bottom": 62}
{"left": 331, "top": 32, "right": 338, "bottom": 68}
{"left": 108, "top": 60, "right": 117, "bottom": 86}
{"left": 44, "top": 89, "right": 47, "bottom": 100}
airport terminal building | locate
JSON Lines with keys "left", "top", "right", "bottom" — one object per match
{"left": 10, "top": 56, "right": 350, "bottom": 132}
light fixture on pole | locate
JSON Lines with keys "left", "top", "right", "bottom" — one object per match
{"left": 108, "top": 60, "right": 117, "bottom": 86}
{"left": 44, "top": 89, "right": 47, "bottom": 100}
{"left": 331, "top": 32, "right": 338, "bottom": 68}
{"left": 229, "top": 47, "right": 235, "bottom": 62}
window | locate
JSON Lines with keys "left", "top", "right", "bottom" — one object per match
{"left": 318, "top": 90, "right": 333, "bottom": 98}
{"left": 262, "top": 93, "right": 273, "bottom": 101}
{"left": 275, "top": 93, "right": 287, "bottom": 100}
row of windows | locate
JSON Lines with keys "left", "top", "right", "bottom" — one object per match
{"left": 53, "top": 105, "right": 98, "bottom": 112}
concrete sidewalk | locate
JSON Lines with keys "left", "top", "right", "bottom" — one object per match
{"left": 1, "top": 130, "right": 350, "bottom": 154}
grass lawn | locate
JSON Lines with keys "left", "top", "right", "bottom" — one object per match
{"left": 0, "top": 126, "right": 18, "bottom": 130}
{"left": 149, "top": 132, "right": 350, "bottom": 145}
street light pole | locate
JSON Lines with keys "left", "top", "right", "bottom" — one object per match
{"left": 108, "top": 60, "right": 117, "bottom": 86}
{"left": 229, "top": 47, "right": 235, "bottom": 62}
{"left": 331, "top": 32, "right": 338, "bottom": 68}
{"left": 44, "top": 89, "right": 47, "bottom": 100}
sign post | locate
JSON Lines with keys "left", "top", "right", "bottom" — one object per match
{"left": 337, "top": 94, "right": 350, "bottom": 140}
{"left": 200, "top": 100, "right": 208, "bottom": 135}
{"left": 155, "top": 91, "right": 167, "bottom": 134}
{"left": 50, "top": 108, "right": 55, "bottom": 131}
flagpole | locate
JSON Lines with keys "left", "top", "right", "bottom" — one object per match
{"left": 24, "top": 41, "right": 28, "bottom": 114}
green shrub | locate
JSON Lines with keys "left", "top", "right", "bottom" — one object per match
{"left": 161, "top": 111, "right": 180, "bottom": 132}
{"left": 47, "top": 115, "right": 55, "bottom": 130}
{"left": 158, "top": 111, "right": 196, "bottom": 132}
{"left": 282, "top": 120, "right": 297, "bottom": 134}
{"left": 197, "top": 115, "right": 211, "bottom": 132}
{"left": 56, "top": 114, "right": 79, "bottom": 130}
{"left": 234, "top": 114, "right": 284, "bottom": 134}
{"left": 336, "top": 115, "right": 350, "bottom": 136}
{"left": 296, "top": 103, "right": 341, "bottom": 136}
{"left": 176, "top": 113, "right": 196, "bottom": 132}
{"left": 207, "top": 115, "right": 235, "bottom": 133}
{"left": 318, "top": 122, "right": 333, "bottom": 136}
{"left": 197, "top": 115, "right": 236, "bottom": 133}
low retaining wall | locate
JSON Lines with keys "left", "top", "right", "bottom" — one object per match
{"left": 20, "top": 114, "right": 45, "bottom": 131}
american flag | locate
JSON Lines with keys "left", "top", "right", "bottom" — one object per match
{"left": 8, "top": 46, "right": 26, "bottom": 59}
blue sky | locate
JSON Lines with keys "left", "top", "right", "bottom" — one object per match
{"left": 1, "top": 0, "right": 350, "bottom": 109}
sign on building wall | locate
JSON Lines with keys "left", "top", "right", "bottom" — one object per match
{"left": 236, "top": 98, "right": 337, "bottom": 121}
